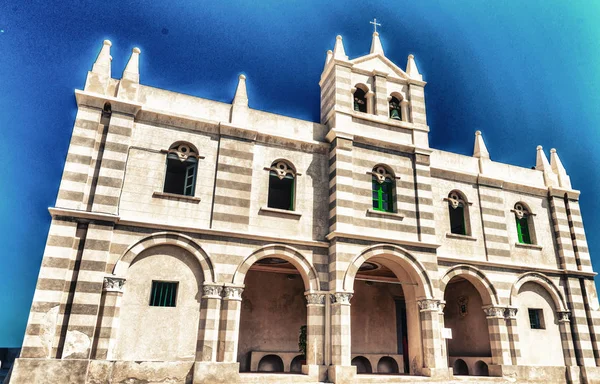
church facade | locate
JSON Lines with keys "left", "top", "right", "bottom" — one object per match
{"left": 9, "top": 32, "right": 600, "bottom": 384}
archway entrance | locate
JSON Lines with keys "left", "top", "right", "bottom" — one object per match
{"left": 443, "top": 276, "right": 492, "bottom": 376}
{"left": 237, "top": 258, "right": 307, "bottom": 373}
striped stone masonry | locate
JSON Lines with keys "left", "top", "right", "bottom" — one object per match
{"left": 558, "top": 311, "right": 578, "bottom": 367}
{"left": 217, "top": 285, "right": 244, "bottom": 363}
{"left": 91, "top": 112, "right": 134, "bottom": 215}
{"left": 504, "top": 307, "right": 521, "bottom": 365}
{"left": 417, "top": 299, "right": 445, "bottom": 370}
{"left": 565, "top": 277, "right": 597, "bottom": 366}
{"left": 478, "top": 182, "right": 511, "bottom": 261}
{"left": 92, "top": 276, "right": 125, "bottom": 359}
{"left": 61, "top": 222, "right": 114, "bottom": 359}
{"left": 413, "top": 151, "right": 436, "bottom": 244}
{"left": 330, "top": 292, "right": 352, "bottom": 366}
{"left": 211, "top": 137, "right": 254, "bottom": 232}
{"left": 566, "top": 199, "right": 593, "bottom": 272}
{"left": 549, "top": 195, "right": 578, "bottom": 270}
{"left": 21, "top": 218, "right": 78, "bottom": 358}
{"left": 328, "top": 136, "right": 354, "bottom": 234}
{"left": 373, "top": 72, "right": 388, "bottom": 117}
{"left": 196, "top": 283, "right": 222, "bottom": 362}
{"left": 305, "top": 292, "right": 326, "bottom": 365}
{"left": 484, "top": 306, "right": 512, "bottom": 365}
{"left": 56, "top": 106, "right": 104, "bottom": 210}
{"left": 320, "top": 64, "right": 352, "bottom": 124}
{"left": 407, "top": 84, "right": 427, "bottom": 126}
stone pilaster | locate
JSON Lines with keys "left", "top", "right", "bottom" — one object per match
{"left": 504, "top": 307, "right": 520, "bottom": 365}
{"left": 330, "top": 292, "right": 352, "bottom": 366}
{"left": 413, "top": 151, "right": 436, "bottom": 244}
{"left": 92, "top": 277, "right": 125, "bottom": 359}
{"left": 484, "top": 306, "right": 511, "bottom": 365}
{"left": 565, "top": 277, "right": 597, "bottom": 367}
{"left": 418, "top": 299, "right": 446, "bottom": 372}
{"left": 305, "top": 292, "right": 326, "bottom": 366}
{"left": 197, "top": 284, "right": 223, "bottom": 362}
{"left": 217, "top": 285, "right": 243, "bottom": 363}
{"left": 372, "top": 71, "right": 388, "bottom": 117}
{"left": 557, "top": 311, "right": 577, "bottom": 366}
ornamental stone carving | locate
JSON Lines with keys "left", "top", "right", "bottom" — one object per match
{"left": 505, "top": 307, "right": 519, "bottom": 319}
{"left": 103, "top": 277, "right": 126, "bottom": 293}
{"left": 222, "top": 286, "right": 243, "bottom": 301}
{"left": 168, "top": 143, "right": 198, "bottom": 161}
{"left": 202, "top": 284, "right": 223, "bottom": 298}
{"left": 417, "top": 299, "right": 441, "bottom": 312}
{"left": 331, "top": 292, "right": 353, "bottom": 305}
{"left": 513, "top": 203, "right": 529, "bottom": 219}
{"left": 371, "top": 166, "right": 394, "bottom": 184}
{"left": 483, "top": 306, "right": 505, "bottom": 318}
{"left": 558, "top": 311, "right": 571, "bottom": 322}
{"left": 447, "top": 191, "right": 465, "bottom": 209}
{"left": 269, "top": 161, "right": 296, "bottom": 180}
{"left": 305, "top": 293, "right": 326, "bottom": 305}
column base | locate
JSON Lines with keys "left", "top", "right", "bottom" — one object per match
{"left": 193, "top": 362, "right": 240, "bottom": 384}
{"left": 422, "top": 367, "right": 452, "bottom": 379}
{"left": 301, "top": 364, "right": 327, "bottom": 381}
{"left": 327, "top": 365, "right": 356, "bottom": 384}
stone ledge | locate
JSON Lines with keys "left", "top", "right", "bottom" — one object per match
{"left": 152, "top": 191, "right": 201, "bottom": 203}
{"left": 259, "top": 206, "right": 302, "bottom": 219}
{"left": 366, "top": 209, "right": 404, "bottom": 221}
{"left": 514, "top": 242, "right": 543, "bottom": 250}
{"left": 445, "top": 232, "right": 477, "bottom": 241}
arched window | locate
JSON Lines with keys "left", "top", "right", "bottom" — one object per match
{"left": 371, "top": 166, "right": 395, "bottom": 213}
{"left": 353, "top": 85, "right": 368, "bottom": 113}
{"left": 513, "top": 202, "right": 535, "bottom": 244}
{"left": 268, "top": 160, "right": 296, "bottom": 211}
{"left": 389, "top": 96, "right": 402, "bottom": 120}
{"left": 163, "top": 142, "right": 199, "bottom": 196}
{"left": 447, "top": 191, "right": 469, "bottom": 235}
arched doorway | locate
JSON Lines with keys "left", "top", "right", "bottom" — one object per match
{"left": 237, "top": 257, "right": 307, "bottom": 372}
{"left": 443, "top": 276, "right": 492, "bottom": 373}
{"left": 114, "top": 244, "right": 205, "bottom": 361}
{"left": 343, "top": 245, "right": 437, "bottom": 376}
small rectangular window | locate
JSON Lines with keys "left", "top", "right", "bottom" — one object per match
{"left": 528, "top": 308, "right": 544, "bottom": 329}
{"left": 149, "top": 281, "right": 178, "bottom": 307}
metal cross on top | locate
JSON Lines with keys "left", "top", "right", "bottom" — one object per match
{"left": 370, "top": 18, "right": 381, "bottom": 33}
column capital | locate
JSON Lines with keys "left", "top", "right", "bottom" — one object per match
{"left": 557, "top": 311, "right": 571, "bottom": 323}
{"left": 305, "top": 291, "right": 326, "bottom": 306}
{"left": 202, "top": 283, "right": 223, "bottom": 299}
{"left": 417, "top": 299, "right": 441, "bottom": 312}
{"left": 504, "top": 307, "right": 519, "bottom": 319}
{"left": 222, "top": 284, "right": 244, "bottom": 301}
{"left": 103, "top": 276, "right": 125, "bottom": 293}
{"left": 330, "top": 292, "right": 353, "bottom": 305}
{"left": 483, "top": 306, "right": 505, "bottom": 318}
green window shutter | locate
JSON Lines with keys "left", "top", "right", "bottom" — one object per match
{"left": 289, "top": 177, "right": 295, "bottom": 210}
{"left": 184, "top": 162, "right": 196, "bottom": 196}
{"left": 516, "top": 217, "right": 532, "bottom": 244}
{"left": 372, "top": 178, "right": 394, "bottom": 213}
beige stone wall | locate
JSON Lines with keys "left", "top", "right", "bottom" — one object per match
{"left": 114, "top": 245, "right": 204, "bottom": 361}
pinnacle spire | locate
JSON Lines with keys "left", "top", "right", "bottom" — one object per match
{"left": 92, "top": 40, "right": 112, "bottom": 77}
{"left": 473, "top": 131, "right": 490, "bottom": 159}
{"left": 333, "top": 35, "right": 348, "bottom": 60}
{"left": 550, "top": 148, "right": 571, "bottom": 188}
{"left": 406, "top": 54, "right": 422, "bottom": 81}
{"left": 122, "top": 47, "right": 141, "bottom": 82}
{"left": 233, "top": 74, "right": 248, "bottom": 106}
{"left": 324, "top": 50, "right": 333, "bottom": 71}
{"left": 370, "top": 32, "right": 384, "bottom": 55}
{"left": 535, "top": 145, "right": 551, "bottom": 171}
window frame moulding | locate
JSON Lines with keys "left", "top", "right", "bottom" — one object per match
{"left": 152, "top": 191, "right": 201, "bottom": 203}
{"left": 445, "top": 232, "right": 477, "bottom": 241}
{"left": 514, "top": 242, "right": 543, "bottom": 250}
{"left": 366, "top": 208, "right": 404, "bottom": 221}
{"left": 259, "top": 206, "right": 302, "bottom": 219}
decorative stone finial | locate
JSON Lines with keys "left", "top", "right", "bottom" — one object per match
{"left": 92, "top": 39, "right": 113, "bottom": 77}
{"left": 406, "top": 54, "right": 422, "bottom": 81}
{"left": 233, "top": 74, "right": 248, "bottom": 106}
{"left": 535, "top": 145, "right": 551, "bottom": 171}
{"left": 550, "top": 148, "right": 571, "bottom": 188}
{"left": 122, "top": 47, "right": 141, "bottom": 82}
{"left": 370, "top": 31, "right": 384, "bottom": 55}
{"left": 333, "top": 35, "right": 348, "bottom": 60}
{"left": 230, "top": 74, "right": 249, "bottom": 126}
{"left": 473, "top": 130, "right": 490, "bottom": 159}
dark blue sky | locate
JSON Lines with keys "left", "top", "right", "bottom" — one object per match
{"left": 1, "top": 1, "right": 599, "bottom": 347}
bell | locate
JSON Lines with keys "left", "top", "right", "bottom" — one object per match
{"left": 354, "top": 100, "right": 360, "bottom": 111}
{"left": 390, "top": 108, "right": 400, "bottom": 120}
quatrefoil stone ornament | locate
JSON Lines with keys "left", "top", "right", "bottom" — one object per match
{"left": 448, "top": 192, "right": 463, "bottom": 209}
{"left": 271, "top": 161, "right": 295, "bottom": 180}
{"left": 169, "top": 143, "right": 198, "bottom": 161}
{"left": 514, "top": 203, "right": 526, "bottom": 219}
{"left": 373, "top": 166, "right": 392, "bottom": 184}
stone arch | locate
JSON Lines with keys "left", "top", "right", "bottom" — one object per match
{"left": 510, "top": 272, "right": 568, "bottom": 312}
{"left": 232, "top": 244, "right": 320, "bottom": 292}
{"left": 389, "top": 91, "right": 404, "bottom": 102}
{"left": 343, "top": 244, "right": 434, "bottom": 298}
{"left": 112, "top": 232, "right": 215, "bottom": 283}
{"left": 440, "top": 265, "right": 499, "bottom": 306}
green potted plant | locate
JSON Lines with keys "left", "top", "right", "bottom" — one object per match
{"left": 298, "top": 325, "right": 307, "bottom": 364}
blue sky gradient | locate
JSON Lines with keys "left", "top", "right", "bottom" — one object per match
{"left": 1, "top": 1, "right": 599, "bottom": 347}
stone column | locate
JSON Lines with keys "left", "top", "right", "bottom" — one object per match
{"left": 484, "top": 306, "right": 512, "bottom": 365}
{"left": 418, "top": 299, "right": 446, "bottom": 374}
{"left": 330, "top": 292, "right": 352, "bottom": 366}
{"left": 217, "top": 285, "right": 244, "bottom": 363}
{"left": 365, "top": 91, "right": 375, "bottom": 115}
{"left": 91, "top": 277, "right": 125, "bottom": 360}
{"left": 372, "top": 71, "right": 388, "bottom": 117}
{"left": 557, "top": 311, "right": 577, "bottom": 366}
{"left": 504, "top": 307, "right": 520, "bottom": 365}
{"left": 438, "top": 301, "right": 447, "bottom": 364}
{"left": 196, "top": 283, "right": 223, "bottom": 362}
{"left": 305, "top": 292, "right": 326, "bottom": 365}
{"left": 400, "top": 100, "right": 410, "bottom": 122}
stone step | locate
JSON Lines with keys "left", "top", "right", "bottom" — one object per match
{"left": 355, "top": 374, "right": 512, "bottom": 383}
{"left": 238, "top": 372, "right": 324, "bottom": 384}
